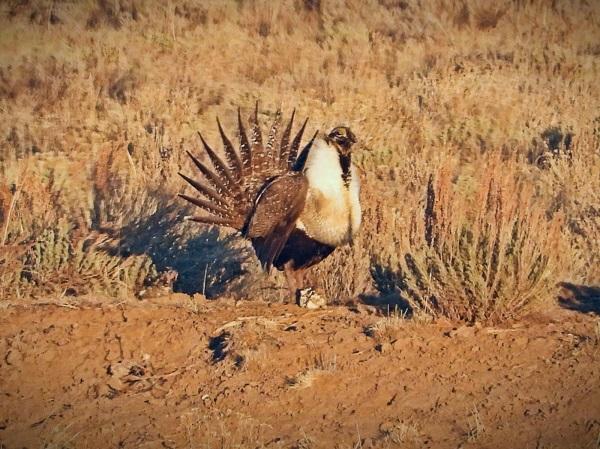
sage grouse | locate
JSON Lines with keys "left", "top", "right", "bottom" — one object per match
{"left": 179, "top": 105, "right": 361, "bottom": 305}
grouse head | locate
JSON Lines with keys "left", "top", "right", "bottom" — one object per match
{"left": 327, "top": 126, "right": 357, "bottom": 155}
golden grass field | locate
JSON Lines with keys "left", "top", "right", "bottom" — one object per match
{"left": 0, "top": 0, "right": 599, "bottom": 320}
{"left": 1, "top": 2, "right": 600, "bottom": 448}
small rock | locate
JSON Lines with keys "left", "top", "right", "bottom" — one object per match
{"left": 107, "top": 377, "right": 125, "bottom": 392}
{"left": 108, "top": 362, "right": 131, "bottom": 379}
{"left": 5, "top": 349, "right": 23, "bottom": 365}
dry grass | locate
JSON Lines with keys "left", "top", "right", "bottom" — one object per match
{"left": 286, "top": 352, "right": 338, "bottom": 389}
{"left": 379, "top": 418, "right": 421, "bottom": 446}
{"left": 181, "top": 408, "right": 271, "bottom": 449}
{"left": 466, "top": 404, "right": 486, "bottom": 442}
{"left": 0, "top": 0, "right": 598, "bottom": 321}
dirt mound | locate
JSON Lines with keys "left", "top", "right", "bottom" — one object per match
{"left": 1, "top": 297, "right": 599, "bottom": 448}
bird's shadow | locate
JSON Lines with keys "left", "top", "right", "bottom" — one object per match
{"left": 95, "top": 188, "right": 253, "bottom": 297}
{"left": 558, "top": 282, "right": 600, "bottom": 315}
{"left": 359, "top": 263, "right": 412, "bottom": 315}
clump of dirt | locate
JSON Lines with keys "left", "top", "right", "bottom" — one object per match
{"left": 0, "top": 296, "right": 599, "bottom": 448}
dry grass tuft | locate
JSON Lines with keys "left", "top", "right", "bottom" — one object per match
{"left": 286, "top": 352, "right": 338, "bottom": 389}
{"left": 1, "top": 218, "right": 157, "bottom": 299}
{"left": 379, "top": 418, "right": 421, "bottom": 446}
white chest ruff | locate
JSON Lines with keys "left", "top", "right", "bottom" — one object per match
{"left": 297, "top": 139, "right": 361, "bottom": 247}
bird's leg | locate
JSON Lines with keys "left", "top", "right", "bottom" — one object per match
{"left": 294, "top": 268, "right": 305, "bottom": 292}
{"left": 283, "top": 262, "right": 298, "bottom": 303}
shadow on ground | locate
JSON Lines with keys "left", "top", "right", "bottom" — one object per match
{"left": 359, "top": 263, "right": 412, "bottom": 314}
{"left": 558, "top": 282, "right": 600, "bottom": 315}
{"left": 95, "top": 188, "right": 254, "bottom": 297}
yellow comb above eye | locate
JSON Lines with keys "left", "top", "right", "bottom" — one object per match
{"left": 333, "top": 127, "right": 347, "bottom": 137}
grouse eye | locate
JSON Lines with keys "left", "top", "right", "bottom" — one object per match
{"left": 329, "top": 127, "right": 344, "bottom": 139}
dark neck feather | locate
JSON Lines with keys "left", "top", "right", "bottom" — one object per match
{"left": 338, "top": 151, "right": 352, "bottom": 187}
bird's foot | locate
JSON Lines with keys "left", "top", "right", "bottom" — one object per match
{"left": 296, "top": 287, "right": 327, "bottom": 309}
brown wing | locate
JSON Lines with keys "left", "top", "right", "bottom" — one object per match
{"left": 246, "top": 173, "right": 308, "bottom": 272}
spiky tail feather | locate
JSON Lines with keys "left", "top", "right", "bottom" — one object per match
{"left": 179, "top": 104, "right": 316, "bottom": 230}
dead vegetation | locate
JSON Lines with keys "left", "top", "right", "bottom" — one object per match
{"left": 0, "top": 0, "right": 598, "bottom": 322}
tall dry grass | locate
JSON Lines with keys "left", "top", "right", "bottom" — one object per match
{"left": 0, "top": 0, "right": 598, "bottom": 320}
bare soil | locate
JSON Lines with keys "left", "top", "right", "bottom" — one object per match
{"left": 1, "top": 295, "right": 599, "bottom": 449}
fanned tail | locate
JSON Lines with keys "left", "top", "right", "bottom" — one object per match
{"left": 237, "top": 108, "right": 252, "bottom": 175}
{"left": 266, "top": 109, "right": 282, "bottom": 159}
{"left": 279, "top": 109, "right": 295, "bottom": 169}
{"left": 177, "top": 173, "right": 228, "bottom": 208}
{"left": 293, "top": 130, "right": 319, "bottom": 171}
{"left": 217, "top": 117, "right": 243, "bottom": 180}
{"left": 250, "top": 102, "right": 269, "bottom": 174}
{"left": 179, "top": 105, "right": 317, "bottom": 231}
{"left": 288, "top": 117, "right": 308, "bottom": 168}
{"left": 250, "top": 102, "right": 263, "bottom": 156}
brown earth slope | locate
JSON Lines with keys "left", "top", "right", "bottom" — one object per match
{"left": 1, "top": 297, "right": 599, "bottom": 449}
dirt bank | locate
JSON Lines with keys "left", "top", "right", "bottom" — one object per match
{"left": 1, "top": 297, "right": 599, "bottom": 449}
